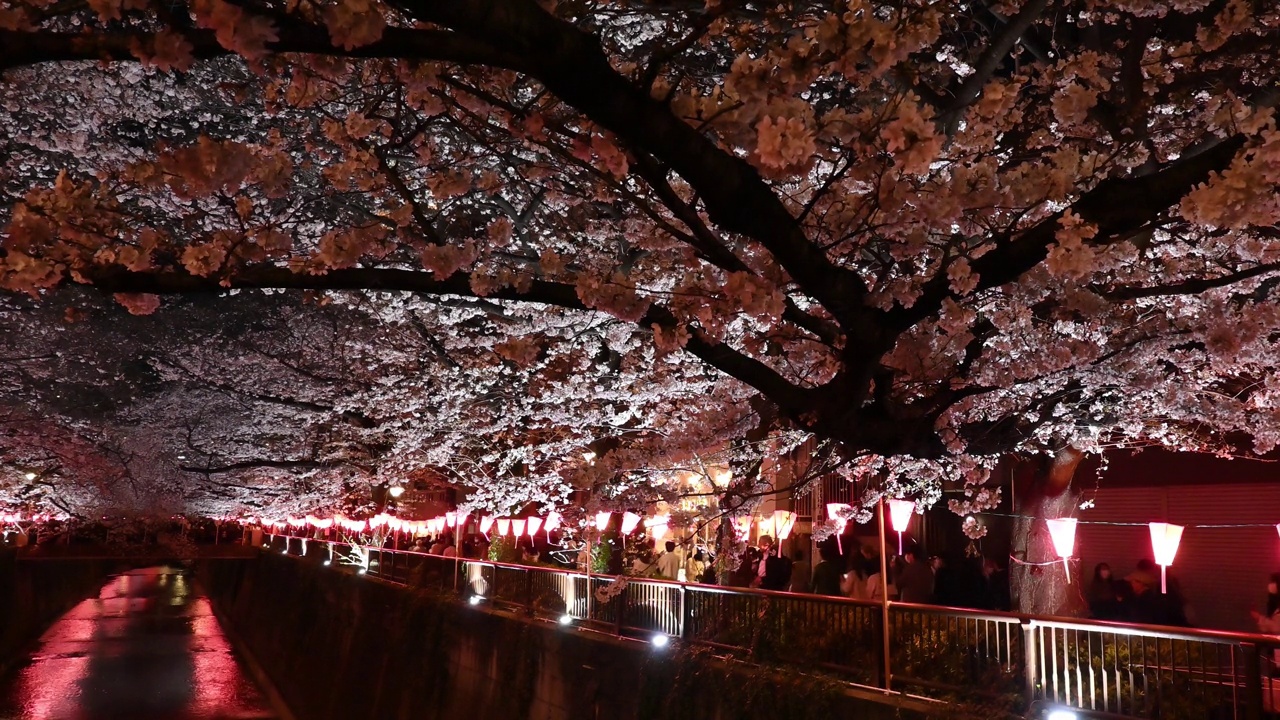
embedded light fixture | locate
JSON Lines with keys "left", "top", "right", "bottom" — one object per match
{"left": 388, "top": 484, "right": 405, "bottom": 498}
{"left": 24, "top": 472, "right": 36, "bottom": 481}
{"left": 468, "top": 595, "right": 484, "bottom": 606}
{"left": 558, "top": 614, "right": 573, "bottom": 626}
{"left": 323, "top": 560, "right": 332, "bottom": 566}
{"left": 651, "top": 634, "right": 669, "bottom": 649}
{"left": 358, "top": 568, "right": 368, "bottom": 575}
{"left": 1046, "top": 709, "right": 1078, "bottom": 720}
{"left": 582, "top": 451, "right": 597, "bottom": 463}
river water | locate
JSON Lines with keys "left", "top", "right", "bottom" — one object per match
{"left": 0, "top": 565, "right": 277, "bottom": 720}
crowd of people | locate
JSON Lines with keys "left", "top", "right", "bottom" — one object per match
{"left": 1086, "top": 560, "right": 1191, "bottom": 626}
{"left": 617, "top": 533, "right": 1012, "bottom": 612}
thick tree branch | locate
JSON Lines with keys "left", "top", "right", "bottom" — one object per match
{"left": 85, "top": 263, "right": 815, "bottom": 420}
{"left": 394, "top": 0, "right": 873, "bottom": 332}
{"left": 887, "top": 134, "right": 1248, "bottom": 330}
{"left": 941, "top": 0, "right": 1050, "bottom": 119}
{"left": 0, "top": 25, "right": 522, "bottom": 71}
{"left": 1093, "top": 262, "right": 1280, "bottom": 301}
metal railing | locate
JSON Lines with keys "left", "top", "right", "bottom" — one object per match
{"left": 266, "top": 536, "right": 1279, "bottom": 719}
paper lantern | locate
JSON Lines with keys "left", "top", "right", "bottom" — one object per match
{"left": 1148, "top": 522, "right": 1184, "bottom": 594}
{"left": 314, "top": 518, "right": 333, "bottom": 530}
{"left": 646, "top": 514, "right": 670, "bottom": 542}
{"left": 621, "top": 512, "right": 642, "bottom": 535}
{"left": 512, "top": 519, "right": 526, "bottom": 537}
{"left": 544, "top": 511, "right": 561, "bottom": 534}
{"left": 826, "top": 503, "right": 851, "bottom": 554}
{"left": 1045, "top": 518, "right": 1079, "bottom": 583}
{"left": 526, "top": 517, "right": 543, "bottom": 537}
{"left": 496, "top": 518, "right": 511, "bottom": 537}
{"left": 731, "top": 516, "right": 752, "bottom": 540}
{"left": 594, "top": 511, "right": 612, "bottom": 531}
{"left": 772, "top": 510, "right": 797, "bottom": 539}
{"left": 479, "top": 517, "right": 495, "bottom": 535}
{"left": 886, "top": 498, "right": 914, "bottom": 555}
{"left": 446, "top": 512, "right": 457, "bottom": 527}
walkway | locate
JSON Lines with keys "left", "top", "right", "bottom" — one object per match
{"left": 0, "top": 565, "right": 277, "bottom": 720}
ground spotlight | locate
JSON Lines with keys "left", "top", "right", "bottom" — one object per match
{"left": 358, "top": 568, "right": 368, "bottom": 575}
{"left": 558, "top": 614, "right": 573, "bottom": 626}
{"left": 468, "top": 595, "right": 484, "bottom": 606}
{"left": 1046, "top": 709, "right": 1078, "bottom": 720}
{"left": 651, "top": 634, "right": 669, "bottom": 649}
{"left": 323, "top": 560, "right": 332, "bottom": 566}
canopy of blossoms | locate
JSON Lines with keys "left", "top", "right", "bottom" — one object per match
{"left": 2, "top": 0, "right": 1279, "bottom": 520}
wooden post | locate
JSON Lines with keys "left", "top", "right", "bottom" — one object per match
{"left": 1243, "top": 643, "right": 1264, "bottom": 720}
{"left": 877, "top": 497, "right": 892, "bottom": 691}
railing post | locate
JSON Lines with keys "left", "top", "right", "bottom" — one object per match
{"left": 1022, "top": 619, "right": 1038, "bottom": 712}
{"left": 615, "top": 583, "right": 626, "bottom": 637}
{"left": 678, "top": 585, "right": 688, "bottom": 640}
{"left": 1242, "top": 643, "right": 1264, "bottom": 720}
{"left": 876, "top": 497, "right": 892, "bottom": 691}
{"left": 525, "top": 568, "right": 535, "bottom": 616}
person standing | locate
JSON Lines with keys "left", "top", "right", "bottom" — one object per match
{"left": 788, "top": 547, "right": 812, "bottom": 594}
{"left": 657, "top": 540, "right": 682, "bottom": 580}
{"left": 755, "top": 536, "right": 793, "bottom": 591}
{"left": 811, "top": 543, "right": 844, "bottom": 596}
{"left": 686, "top": 549, "right": 708, "bottom": 584}
{"left": 897, "top": 548, "right": 934, "bottom": 603}
{"left": 1088, "top": 563, "right": 1124, "bottom": 620}
{"left": 1251, "top": 573, "right": 1280, "bottom": 634}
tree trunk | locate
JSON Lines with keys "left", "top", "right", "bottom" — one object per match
{"left": 1009, "top": 448, "right": 1090, "bottom": 616}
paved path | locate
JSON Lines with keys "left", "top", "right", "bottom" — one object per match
{"left": 0, "top": 566, "right": 276, "bottom": 720}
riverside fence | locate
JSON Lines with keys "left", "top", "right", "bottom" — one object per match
{"left": 267, "top": 534, "right": 1279, "bottom": 719}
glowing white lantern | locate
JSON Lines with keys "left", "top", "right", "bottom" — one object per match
{"left": 887, "top": 498, "right": 915, "bottom": 556}
{"left": 1045, "top": 518, "right": 1078, "bottom": 583}
{"left": 1148, "top": 522, "right": 1184, "bottom": 594}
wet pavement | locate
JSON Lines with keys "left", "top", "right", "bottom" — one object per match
{"left": 0, "top": 566, "right": 277, "bottom": 720}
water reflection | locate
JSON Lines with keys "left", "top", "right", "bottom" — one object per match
{"left": 0, "top": 566, "right": 275, "bottom": 720}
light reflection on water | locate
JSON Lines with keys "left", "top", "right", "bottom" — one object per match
{"left": 0, "top": 565, "right": 275, "bottom": 720}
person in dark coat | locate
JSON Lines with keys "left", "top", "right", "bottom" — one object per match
{"left": 1088, "top": 563, "right": 1124, "bottom": 620}
{"left": 810, "top": 542, "right": 844, "bottom": 596}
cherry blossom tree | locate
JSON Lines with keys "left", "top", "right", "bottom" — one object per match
{"left": 3, "top": 0, "right": 1280, "bottom": 605}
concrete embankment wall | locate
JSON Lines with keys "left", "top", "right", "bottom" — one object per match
{"left": 0, "top": 551, "right": 109, "bottom": 677}
{"left": 202, "top": 554, "right": 948, "bottom": 720}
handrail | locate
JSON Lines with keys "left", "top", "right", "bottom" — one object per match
{"left": 267, "top": 535, "right": 1279, "bottom": 719}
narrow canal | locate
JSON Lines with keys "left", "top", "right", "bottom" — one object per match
{"left": 0, "top": 565, "right": 278, "bottom": 720}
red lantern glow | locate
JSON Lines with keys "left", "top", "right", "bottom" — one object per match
{"left": 512, "top": 519, "right": 526, "bottom": 537}
{"left": 479, "top": 517, "right": 495, "bottom": 535}
{"left": 526, "top": 517, "right": 543, "bottom": 537}
{"left": 446, "top": 512, "right": 457, "bottom": 527}
{"left": 1045, "top": 517, "right": 1078, "bottom": 583}
{"left": 544, "top": 511, "right": 561, "bottom": 535}
{"left": 826, "top": 502, "right": 851, "bottom": 554}
{"left": 1148, "top": 522, "right": 1184, "bottom": 594}
{"left": 496, "top": 518, "right": 511, "bottom": 536}
{"left": 887, "top": 499, "right": 914, "bottom": 555}
{"left": 594, "top": 511, "right": 612, "bottom": 531}
{"left": 646, "top": 514, "right": 670, "bottom": 542}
